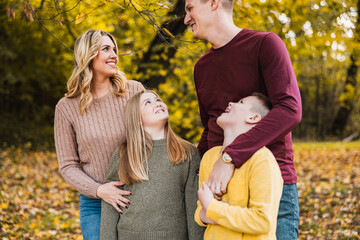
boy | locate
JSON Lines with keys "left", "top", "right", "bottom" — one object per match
{"left": 195, "top": 93, "right": 283, "bottom": 239}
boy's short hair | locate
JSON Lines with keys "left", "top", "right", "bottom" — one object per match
{"left": 251, "top": 92, "right": 272, "bottom": 118}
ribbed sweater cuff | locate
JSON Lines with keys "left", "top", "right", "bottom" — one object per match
{"left": 206, "top": 199, "right": 225, "bottom": 223}
{"left": 89, "top": 182, "right": 102, "bottom": 199}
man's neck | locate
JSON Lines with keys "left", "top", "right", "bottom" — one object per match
{"left": 208, "top": 21, "right": 241, "bottom": 49}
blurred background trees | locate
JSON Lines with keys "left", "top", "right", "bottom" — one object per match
{"left": 1, "top": 0, "right": 359, "bottom": 149}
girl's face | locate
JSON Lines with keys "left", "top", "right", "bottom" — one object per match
{"left": 140, "top": 92, "right": 169, "bottom": 130}
{"left": 92, "top": 35, "right": 118, "bottom": 81}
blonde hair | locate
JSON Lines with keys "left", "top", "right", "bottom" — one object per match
{"left": 65, "top": 29, "right": 128, "bottom": 114}
{"left": 118, "top": 90, "right": 193, "bottom": 184}
{"left": 200, "top": 0, "right": 234, "bottom": 11}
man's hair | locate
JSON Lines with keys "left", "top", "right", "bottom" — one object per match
{"left": 251, "top": 92, "right": 273, "bottom": 119}
{"left": 200, "top": 0, "right": 234, "bottom": 11}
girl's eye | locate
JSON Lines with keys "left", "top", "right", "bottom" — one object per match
{"left": 145, "top": 100, "right": 151, "bottom": 105}
{"left": 103, "top": 47, "right": 108, "bottom": 51}
{"left": 156, "top": 98, "right": 162, "bottom": 102}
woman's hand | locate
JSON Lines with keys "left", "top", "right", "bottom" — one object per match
{"left": 96, "top": 181, "right": 131, "bottom": 213}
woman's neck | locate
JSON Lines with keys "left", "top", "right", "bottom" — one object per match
{"left": 91, "top": 77, "right": 111, "bottom": 98}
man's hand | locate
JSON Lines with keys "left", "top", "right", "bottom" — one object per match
{"left": 208, "top": 156, "right": 235, "bottom": 196}
{"left": 198, "top": 181, "right": 214, "bottom": 210}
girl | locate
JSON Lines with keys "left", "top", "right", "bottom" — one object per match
{"left": 100, "top": 90, "right": 204, "bottom": 240}
{"left": 54, "top": 29, "right": 144, "bottom": 240}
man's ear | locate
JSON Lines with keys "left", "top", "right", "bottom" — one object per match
{"left": 210, "top": 0, "right": 220, "bottom": 10}
{"left": 245, "top": 114, "right": 262, "bottom": 124}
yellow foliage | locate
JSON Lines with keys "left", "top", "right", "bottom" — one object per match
{"left": 75, "top": 13, "right": 85, "bottom": 24}
{"left": 0, "top": 202, "right": 9, "bottom": 210}
{"left": 0, "top": 143, "right": 359, "bottom": 238}
{"left": 163, "top": 28, "right": 175, "bottom": 38}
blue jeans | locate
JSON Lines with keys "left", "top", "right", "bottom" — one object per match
{"left": 79, "top": 194, "right": 101, "bottom": 240}
{"left": 276, "top": 183, "right": 299, "bottom": 240}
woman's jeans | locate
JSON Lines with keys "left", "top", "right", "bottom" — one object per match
{"left": 80, "top": 194, "right": 101, "bottom": 240}
{"left": 276, "top": 183, "right": 300, "bottom": 240}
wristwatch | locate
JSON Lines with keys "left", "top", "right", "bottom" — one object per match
{"left": 222, "top": 152, "right": 233, "bottom": 163}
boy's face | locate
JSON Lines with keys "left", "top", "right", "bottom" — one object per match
{"left": 184, "top": 0, "right": 213, "bottom": 40}
{"left": 217, "top": 96, "right": 259, "bottom": 129}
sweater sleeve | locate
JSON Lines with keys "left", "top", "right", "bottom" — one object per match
{"left": 205, "top": 150, "right": 283, "bottom": 234}
{"left": 133, "top": 80, "right": 146, "bottom": 93}
{"left": 100, "top": 149, "right": 121, "bottom": 240}
{"left": 54, "top": 104, "right": 101, "bottom": 198}
{"left": 225, "top": 33, "right": 302, "bottom": 168}
{"left": 185, "top": 148, "right": 206, "bottom": 239}
{"left": 194, "top": 68, "right": 210, "bottom": 157}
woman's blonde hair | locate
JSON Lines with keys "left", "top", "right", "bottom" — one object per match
{"left": 118, "top": 90, "right": 193, "bottom": 184}
{"left": 65, "top": 29, "right": 128, "bottom": 114}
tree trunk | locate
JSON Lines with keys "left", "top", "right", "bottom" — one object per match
{"left": 330, "top": 0, "right": 360, "bottom": 136}
{"left": 136, "top": 0, "right": 187, "bottom": 89}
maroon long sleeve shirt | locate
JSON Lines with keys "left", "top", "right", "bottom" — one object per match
{"left": 194, "top": 29, "right": 302, "bottom": 184}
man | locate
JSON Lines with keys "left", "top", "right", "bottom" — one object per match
{"left": 184, "top": 0, "right": 302, "bottom": 239}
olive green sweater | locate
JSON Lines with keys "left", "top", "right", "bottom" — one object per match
{"left": 100, "top": 139, "right": 205, "bottom": 240}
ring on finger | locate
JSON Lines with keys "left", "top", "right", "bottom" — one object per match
{"left": 215, "top": 185, "right": 221, "bottom": 191}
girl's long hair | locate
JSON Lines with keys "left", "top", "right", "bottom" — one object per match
{"left": 118, "top": 90, "right": 193, "bottom": 184}
{"left": 65, "top": 29, "right": 128, "bottom": 114}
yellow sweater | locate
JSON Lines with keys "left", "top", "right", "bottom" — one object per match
{"left": 195, "top": 146, "right": 283, "bottom": 240}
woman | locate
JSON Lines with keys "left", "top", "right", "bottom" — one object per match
{"left": 100, "top": 90, "right": 205, "bottom": 240}
{"left": 54, "top": 29, "right": 145, "bottom": 240}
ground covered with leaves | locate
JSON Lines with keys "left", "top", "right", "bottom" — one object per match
{"left": 1, "top": 142, "right": 359, "bottom": 239}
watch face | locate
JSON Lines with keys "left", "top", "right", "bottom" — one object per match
{"left": 223, "top": 153, "right": 232, "bottom": 163}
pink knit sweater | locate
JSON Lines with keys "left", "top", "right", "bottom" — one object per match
{"left": 54, "top": 80, "right": 145, "bottom": 198}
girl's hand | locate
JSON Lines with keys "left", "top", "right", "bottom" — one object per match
{"left": 97, "top": 181, "right": 131, "bottom": 213}
{"left": 198, "top": 181, "right": 214, "bottom": 210}
{"left": 200, "top": 209, "right": 218, "bottom": 225}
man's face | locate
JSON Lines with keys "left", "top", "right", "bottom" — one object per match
{"left": 217, "top": 96, "right": 259, "bottom": 129}
{"left": 184, "top": 0, "right": 212, "bottom": 40}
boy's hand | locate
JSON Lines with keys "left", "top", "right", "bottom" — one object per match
{"left": 198, "top": 181, "right": 214, "bottom": 210}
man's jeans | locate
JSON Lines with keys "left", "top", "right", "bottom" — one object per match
{"left": 276, "top": 183, "right": 300, "bottom": 240}
{"left": 80, "top": 194, "right": 102, "bottom": 240}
